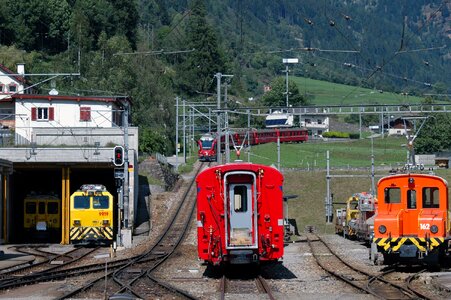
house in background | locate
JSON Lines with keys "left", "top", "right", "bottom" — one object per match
{"left": 299, "top": 114, "right": 329, "bottom": 138}
{"left": 0, "top": 63, "right": 27, "bottom": 100}
{"left": 0, "top": 63, "right": 31, "bottom": 129}
{"left": 385, "top": 117, "right": 412, "bottom": 136}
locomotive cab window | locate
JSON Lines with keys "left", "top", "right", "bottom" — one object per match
{"left": 93, "top": 196, "right": 109, "bottom": 209}
{"left": 407, "top": 190, "right": 416, "bottom": 209}
{"left": 74, "top": 196, "right": 91, "bottom": 209}
{"left": 422, "top": 187, "right": 439, "bottom": 208}
{"left": 384, "top": 187, "right": 401, "bottom": 204}
{"left": 233, "top": 185, "right": 248, "bottom": 213}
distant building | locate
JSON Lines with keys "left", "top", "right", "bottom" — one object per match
{"left": 263, "top": 85, "right": 272, "bottom": 93}
{"left": 369, "top": 117, "right": 413, "bottom": 136}
{"left": 300, "top": 114, "right": 329, "bottom": 138}
{"left": 385, "top": 118, "right": 412, "bottom": 136}
{"left": 0, "top": 63, "right": 29, "bottom": 100}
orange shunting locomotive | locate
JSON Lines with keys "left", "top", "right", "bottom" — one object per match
{"left": 196, "top": 162, "right": 285, "bottom": 265}
{"left": 371, "top": 173, "right": 449, "bottom": 265}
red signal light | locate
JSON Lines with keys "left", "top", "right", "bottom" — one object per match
{"left": 114, "top": 146, "right": 124, "bottom": 166}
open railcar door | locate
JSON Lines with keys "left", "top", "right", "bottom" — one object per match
{"left": 224, "top": 171, "right": 258, "bottom": 264}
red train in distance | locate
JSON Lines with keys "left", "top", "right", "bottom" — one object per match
{"left": 197, "top": 128, "right": 308, "bottom": 161}
{"left": 196, "top": 162, "right": 285, "bottom": 265}
{"left": 371, "top": 173, "right": 449, "bottom": 265}
{"left": 197, "top": 133, "right": 217, "bottom": 162}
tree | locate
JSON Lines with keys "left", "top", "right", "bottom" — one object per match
{"left": 4, "top": 0, "right": 71, "bottom": 53}
{"left": 261, "top": 77, "right": 307, "bottom": 107}
{"left": 415, "top": 114, "right": 451, "bottom": 154}
{"left": 176, "top": 0, "right": 225, "bottom": 95}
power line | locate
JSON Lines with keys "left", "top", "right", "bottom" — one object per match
{"left": 113, "top": 48, "right": 195, "bottom": 56}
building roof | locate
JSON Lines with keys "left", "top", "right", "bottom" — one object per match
{"left": 0, "top": 63, "right": 27, "bottom": 84}
{"left": 10, "top": 94, "right": 132, "bottom": 105}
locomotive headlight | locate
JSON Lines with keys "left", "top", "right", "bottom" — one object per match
{"left": 378, "top": 225, "right": 387, "bottom": 234}
{"left": 102, "top": 220, "right": 110, "bottom": 226}
{"left": 73, "top": 220, "right": 81, "bottom": 226}
{"left": 430, "top": 225, "right": 439, "bottom": 234}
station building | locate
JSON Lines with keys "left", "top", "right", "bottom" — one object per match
{"left": 0, "top": 63, "right": 138, "bottom": 247}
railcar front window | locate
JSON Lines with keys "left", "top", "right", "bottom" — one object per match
{"left": 93, "top": 196, "right": 109, "bottom": 209}
{"left": 25, "top": 202, "right": 36, "bottom": 214}
{"left": 234, "top": 185, "right": 248, "bottom": 213}
{"left": 74, "top": 196, "right": 90, "bottom": 209}
{"left": 48, "top": 202, "right": 59, "bottom": 214}
{"left": 201, "top": 140, "right": 213, "bottom": 149}
{"left": 384, "top": 187, "right": 401, "bottom": 204}
{"left": 407, "top": 190, "right": 416, "bottom": 209}
{"left": 422, "top": 187, "right": 439, "bottom": 208}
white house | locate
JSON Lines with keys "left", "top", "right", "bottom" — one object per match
{"left": 300, "top": 114, "right": 329, "bottom": 138}
{"left": 4, "top": 94, "right": 129, "bottom": 145}
{"left": 0, "top": 63, "right": 29, "bottom": 129}
{"left": 0, "top": 63, "right": 26, "bottom": 100}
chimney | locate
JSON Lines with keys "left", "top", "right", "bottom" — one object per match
{"left": 17, "top": 63, "right": 25, "bottom": 75}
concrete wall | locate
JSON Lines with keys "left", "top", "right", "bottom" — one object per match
{"left": 31, "top": 127, "right": 139, "bottom": 151}
{"left": 415, "top": 154, "right": 436, "bottom": 166}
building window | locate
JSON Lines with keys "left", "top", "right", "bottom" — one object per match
{"left": 305, "top": 118, "right": 311, "bottom": 124}
{"left": 80, "top": 107, "right": 91, "bottom": 121}
{"left": 0, "top": 85, "right": 3, "bottom": 92}
{"left": 8, "top": 84, "right": 17, "bottom": 93}
{"left": 317, "top": 119, "right": 322, "bottom": 125}
{"left": 31, "top": 107, "right": 54, "bottom": 121}
{"left": 38, "top": 108, "right": 48, "bottom": 120}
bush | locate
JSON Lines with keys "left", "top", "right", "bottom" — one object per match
{"left": 323, "top": 131, "right": 350, "bottom": 138}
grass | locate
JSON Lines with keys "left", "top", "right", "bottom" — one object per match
{"left": 291, "top": 76, "right": 429, "bottom": 106}
{"left": 231, "top": 135, "right": 409, "bottom": 169}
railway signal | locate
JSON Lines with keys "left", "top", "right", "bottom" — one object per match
{"left": 113, "top": 145, "right": 124, "bottom": 166}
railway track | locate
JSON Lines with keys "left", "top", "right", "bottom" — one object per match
{"left": 219, "top": 274, "right": 276, "bottom": 300}
{"left": 54, "top": 161, "right": 209, "bottom": 299}
{"left": 0, "top": 245, "right": 101, "bottom": 289}
{"left": 307, "top": 233, "right": 434, "bottom": 299}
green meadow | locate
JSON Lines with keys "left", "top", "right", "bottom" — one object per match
{"left": 231, "top": 135, "right": 409, "bottom": 169}
{"left": 291, "top": 76, "right": 428, "bottom": 106}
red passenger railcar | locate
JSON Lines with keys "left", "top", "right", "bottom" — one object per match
{"left": 196, "top": 162, "right": 284, "bottom": 265}
{"left": 371, "top": 173, "right": 449, "bottom": 265}
{"left": 197, "top": 133, "right": 217, "bottom": 161}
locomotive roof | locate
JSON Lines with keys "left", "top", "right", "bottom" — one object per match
{"left": 378, "top": 173, "right": 448, "bottom": 186}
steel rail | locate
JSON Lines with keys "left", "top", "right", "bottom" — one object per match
{"left": 57, "top": 162, "right": 208, "bottom": 299}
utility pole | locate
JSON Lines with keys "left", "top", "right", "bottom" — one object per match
{"left": 123, "top": 101, "right": 129, "bottom": 230}
{"left": 224, "top": 81, "right": 229, "bottom": 163}
{"left": 175, "top": 96, "right": 179, "bottom": 171}
{"left": 247, "top": 109, "right": 251, "bottom": 162}
{"left": 282, "top": 58, "right": 298, "bottom": 108}
{"left": 214, "top": 73, "right": 233, "bottom": 164}
{"left": 183, "top": 100, "right": 186, "bottom": 163}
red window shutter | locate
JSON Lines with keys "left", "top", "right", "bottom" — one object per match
{"left": 80, "top": 107, "right": 91, "bottom": 121}
{"left": 31, "top": 107, "right": 37, "bottom": 121}
{"left": 48, "top": 107, "right": 54, "bottom": 121}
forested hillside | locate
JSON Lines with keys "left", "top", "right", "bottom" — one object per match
{"left": 0, "top": 0, "right": 449, "bottom": 154}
